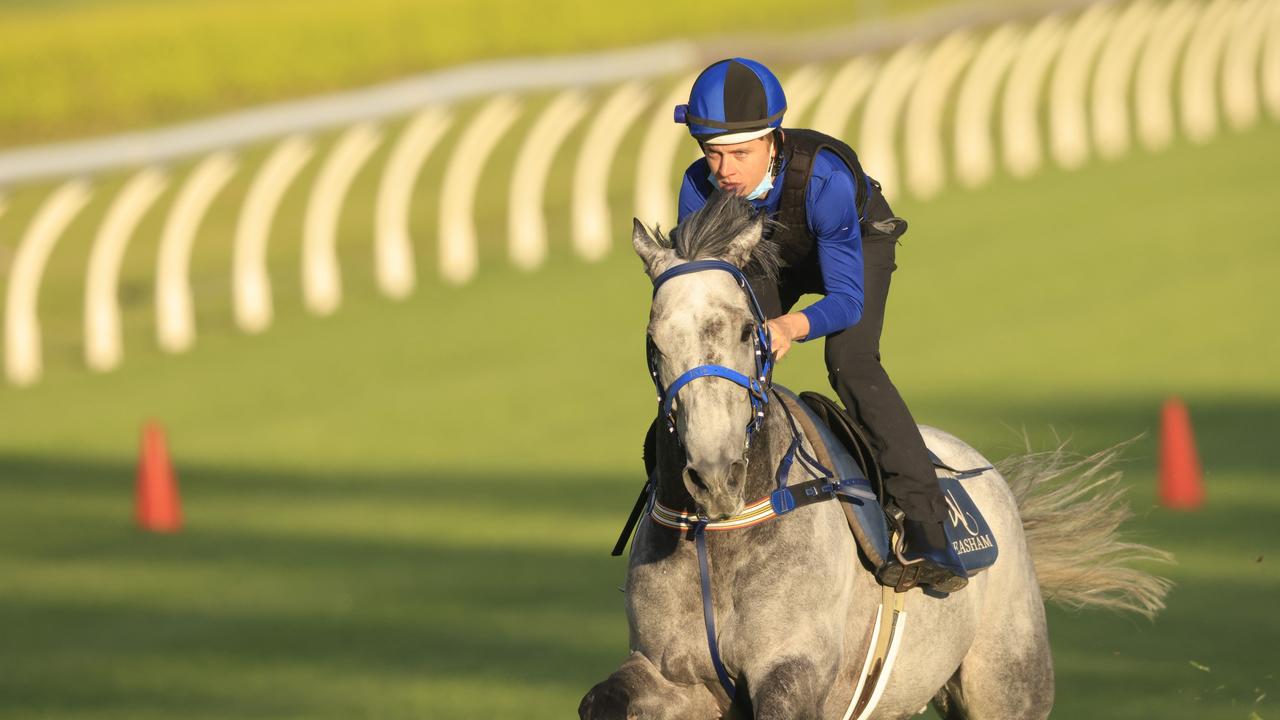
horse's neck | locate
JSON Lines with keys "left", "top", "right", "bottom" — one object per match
{"left": 652, "top": 400, "right": 793, "bottom": 509}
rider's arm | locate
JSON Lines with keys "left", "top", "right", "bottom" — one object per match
{"left": 796, "top": 166, "right": 864, "bottom": 342}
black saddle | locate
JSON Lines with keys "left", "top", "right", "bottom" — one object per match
{"left": 797, "top": 390, "right": 882, "bottom": 491}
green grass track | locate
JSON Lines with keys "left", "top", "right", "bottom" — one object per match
{"left": 0, "top": 119, "right": 1277, "bottom": 716}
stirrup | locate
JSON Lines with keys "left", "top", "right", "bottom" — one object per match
{"left": 877, "top": 505, "right": 969, "bottom": 594}
{"left": 877, "top": 557, "right": 969, "bottom": 594}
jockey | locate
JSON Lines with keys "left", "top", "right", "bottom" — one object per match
{"left": 671, "top": 57, "right": 966, "bottom": 593}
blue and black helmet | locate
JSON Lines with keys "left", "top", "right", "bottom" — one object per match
{"left": 674, "top": 58, "right": 787, "bottom": 144}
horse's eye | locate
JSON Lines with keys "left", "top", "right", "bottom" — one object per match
{"left": 740, "top": 323, "right": 754, "bottom": 343}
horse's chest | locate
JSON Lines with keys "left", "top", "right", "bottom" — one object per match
{"left": 624, "top": 537, "right": 722, "bottom": 683}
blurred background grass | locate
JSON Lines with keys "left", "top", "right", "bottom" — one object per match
{"left": 1, "top": 0, "right": 1278, "bottom": 718}
{"left": 0, "top": 0, "right": 1033, "bottom": 146}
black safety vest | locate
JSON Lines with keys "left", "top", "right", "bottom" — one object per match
{"left": 767, "top": 128, "right": 879, "bottom": 290}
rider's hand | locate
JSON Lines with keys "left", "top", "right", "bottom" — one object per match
{"left": 767, "top": 322, "right": 793, "bottom": 362}
{"left": 765, "top": 313, "right": 810, "bottom": 362}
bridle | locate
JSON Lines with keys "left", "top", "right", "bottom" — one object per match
{"left": 641, "top": 258, "right": 867, "bottom": 522}
{"left": 645, "top": 259, "right": 774, "bottom": 450}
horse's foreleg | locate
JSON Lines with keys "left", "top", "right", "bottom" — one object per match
{"left": 579, "top": 651, "right": 723, "bottom": 720}
{"left": 747, "top": 656, "right": 826, "bottom": 720}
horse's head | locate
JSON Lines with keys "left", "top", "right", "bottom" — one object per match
{"left": 632, "top": 192, "right": 779, "bottom": 520}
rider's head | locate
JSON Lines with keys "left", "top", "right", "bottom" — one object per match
{"left": 675, "top": 58, "right": 786, "bottom": 200}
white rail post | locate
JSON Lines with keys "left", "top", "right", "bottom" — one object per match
{"left": 5, "top": 180, "right": 92, "bottom": 386}
{"left": 439, "top": 95, "right": 523, "bottom": 285}
{"left": 905, "top": 30, "right": 976, "bottom": 200}
{"left": 84, "top": 168, "right": 168, "bottom": 372}
{"left": 1266, "top": 0, "right": 1280, "bottom": 119}
{"left": 1049, "top": 3, "right": 1115, "bottom": 170}
{"left": 954, "top": 25, "right": 1023, "bottom": 188}
{"left": 1221, "top": 0, "right": 1272, "bottom": 131}
{"left": 571, "top": 82, "right": 652, "bottom": 263}
{"left": 508, "top": 89, "right": 590, "bottom": 271}
{"left": 1136, "top": 0, "right": 1200, "bottom": 152}
{"left": 1002, "top": 15, "right": 1067, "bottom": 178}
{"left": 303, "top": 122, "right": 383, "bottom": 316}
{"left": 635, "top": 74, "right": 698, "bottom": 229}
{"left": 860, "top": 43, "right": 925, "bottom": 201}
{"left": 1180, "top": 0, "right": 1241, "bottom": 144}
{"left": 233, "top": 135, "right": 314, "bottom": 335}
{"left": 375, "top": 107, "right": 453, "bottom": 299}
{"left": 156, "top": 152, "right": 238, "bottom": 354}
{"left": 780, "top": 64, "right": 829, "bottom": 127}
{"left": 1091, "top": 1, "right": 1158, "bottom": 161}
{"left": 810, "top": 56, "right": 879, "bottom": 140}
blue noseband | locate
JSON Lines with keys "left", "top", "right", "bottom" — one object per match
{"left": 647, "top": 260, "right": 774, "bottom": 445}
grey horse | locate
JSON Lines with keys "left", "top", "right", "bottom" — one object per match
{"left": 579, "top": 193, "right": 1171, "bottom": 720}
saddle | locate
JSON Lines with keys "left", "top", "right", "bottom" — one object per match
{"left": 773, "top": 386, "right": 999, "bottom": 577}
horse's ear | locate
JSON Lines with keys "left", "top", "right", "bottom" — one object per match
{"left": 725, "top": 214, "right": 763, "bottom": 269}
{"left": 632, "top": 218, "right": 677, "bottom": 280}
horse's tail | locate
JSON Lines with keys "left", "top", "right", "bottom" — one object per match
{"left": 998, "top": 439, "right": 1173, "bottom": 619}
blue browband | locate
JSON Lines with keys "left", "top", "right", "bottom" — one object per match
{"left": 651, "top": 260, "right": 770, "bottom": 322}
{"left": 648, "top": 260, "right": 774, "bottom": 444}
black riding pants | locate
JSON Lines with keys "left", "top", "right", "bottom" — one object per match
{"left": 750, "top": 191, "right": 947, "bottom": 524}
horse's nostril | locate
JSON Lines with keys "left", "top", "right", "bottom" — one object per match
{"left": 687, "top": 467, "right": 708, "bottom": 491}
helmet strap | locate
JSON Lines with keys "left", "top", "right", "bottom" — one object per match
{"left": 768, "top": 130, "right": 784, "bottom": 178}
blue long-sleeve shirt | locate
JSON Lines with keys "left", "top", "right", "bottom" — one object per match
{"left": 677, "top": 149, "right": 864, "bottom": 341}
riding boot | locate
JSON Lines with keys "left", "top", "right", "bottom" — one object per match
{"left": 876, "top": 502, "right": 969, "bottom": 594}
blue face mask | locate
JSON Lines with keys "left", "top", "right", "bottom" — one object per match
{"left": 744, "top": 170, "right": 775, "bottom": 201}
{"left": 708, "top": 165, "right": 775, "bottom": 201}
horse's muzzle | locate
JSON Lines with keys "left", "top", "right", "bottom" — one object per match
{"left": 683, "top": 460, "right": 747, "bottom": 520}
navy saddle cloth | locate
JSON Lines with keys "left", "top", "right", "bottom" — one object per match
{"left": 774, "top": 385, "right": 999, "bottom": 577}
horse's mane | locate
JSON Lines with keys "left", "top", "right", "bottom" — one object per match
{"left": 652, "top": 190, "right": 782, "bottom": 283}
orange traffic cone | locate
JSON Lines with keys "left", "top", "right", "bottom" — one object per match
{"left": 136, "top": 421, "right": 182, "bottom": 532}
{"left": 1159, "top": 397, "right": 1203, "bottom": 510}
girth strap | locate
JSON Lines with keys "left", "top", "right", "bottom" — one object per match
{"left": 843, "top": 585, "right": 908, "bottom": 720}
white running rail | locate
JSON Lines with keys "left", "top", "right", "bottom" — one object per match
{"left": 0, "top": 0, "right": 1275, "bottom": 385}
